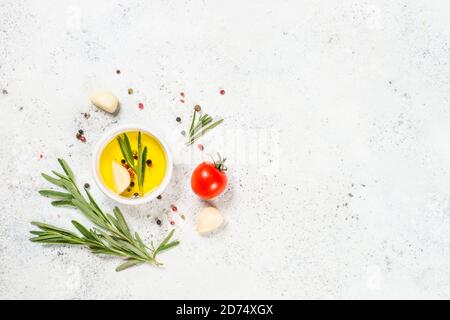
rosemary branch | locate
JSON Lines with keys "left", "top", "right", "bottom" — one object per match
{"left": 186, "top": 108, "right": 223, "bottom": 146}
{"left": 30, "top": 159, "right": 179, "bottom": 272}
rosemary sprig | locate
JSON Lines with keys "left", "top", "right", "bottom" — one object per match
{"left": 117, "top": 132, "right": 148, "bottom": 195}
{"left": 30, "top": 159, "right": 179, "bottom": 272}
{"left": 186, "top": 108, "right": 223, "bottom": 146}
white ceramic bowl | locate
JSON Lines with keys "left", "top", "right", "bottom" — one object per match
{"left": 92, "top": 125, "right": 173, "bottom": 205}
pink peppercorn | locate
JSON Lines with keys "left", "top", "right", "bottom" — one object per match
{"left": 138, "top": 102, "right": 144, "bottom": 110}
{"left": 197, "top": 144, "right": 204, "bottom": 151}
{"left": 220, "top": 89, "right": 225, "bottom": 95}
{"left": 170, "top": 220, "right": 175, "bottom": 225}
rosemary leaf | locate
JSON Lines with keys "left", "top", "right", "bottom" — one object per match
{"left": 153, "top": 229, "right": 178, "bottom": 258}
{"left": 72, "top": 220, "right": 95, "bottom": 240}
{"left": 123, "top": 134, "right": 134, "bottom": 166}
{"left": 134, "top": 232, "right": 148, "bottom": 252}
{"left": 84, "top": 188, "right": 106, "bottom": 219}
{"left": 116, "top": 259, "right": 143, "bottom": 272}
{"left": 38, "top": 190, "right": 73, "bottom": 199}
{"left": 136, "top": 132, "right": 143, "bottom": 192}
{"left": 159, "top": 229, "right": 175, "bottom": 248}
{"left": 31, "top": 221, "right": 79, "bottom": 236}
{"left": 113, "top": 207, "right": 131, "bottom": 238}
{"left": 58, "top": 158, "right": 75, "bottom": 182}
{"left": 117, "top": 136, "right": 135, "bottom": 169}
{"left": 194, "top": 115, "right": 213, "bottom": 133}
{"left": 189, "top": 108, "right": 197, "bottom": 136}
{"left": 187, "top": 118, "right": 224, "bottom": 145}
{"left": 159, "top": 240, "right": 180, "bottom": 252}
{"left": 51, "top": 200, "right": 75, "bottom": 207}
{"left": 41, "top": 173, "right": 65, "bottom": 188}
{"left": 51, "top": 171, "right": 70, "bottom": 180}
{"left": 139, "top": 146, "right": 148, "bottom": 193}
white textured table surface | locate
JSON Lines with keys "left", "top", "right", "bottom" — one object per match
{"left": 1, "top": 0, "right": 450, "bottom": 299}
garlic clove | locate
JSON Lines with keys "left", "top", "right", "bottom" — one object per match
{"left": 90, "top": 90, "right": 119, "bottom": 114}
{"left": 196, "top": 207, "right": 224, "bottom": 234}
{"left": 111, "top": 161, "right": 130, "bottom": 194}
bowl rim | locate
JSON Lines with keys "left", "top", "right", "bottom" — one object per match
{"left": 92, "top": 124, "right": 173, "bottom": 205}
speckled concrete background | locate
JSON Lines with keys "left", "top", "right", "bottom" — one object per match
{"left": 1, "top": 0, "right": 450, "bottom": 299}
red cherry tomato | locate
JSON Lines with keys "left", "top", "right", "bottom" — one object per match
{"left": 191, "top": 154, "right": 228, "bottom": 199}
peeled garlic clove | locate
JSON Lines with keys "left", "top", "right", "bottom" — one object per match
{"left": 111, "top": 161, "right": 130, "bottom": 194}
{"left": 196, "top": 207, "right": 224, "bottom": 234}
{"left": 90, "top": 90, "right": 119, "bottom": 114}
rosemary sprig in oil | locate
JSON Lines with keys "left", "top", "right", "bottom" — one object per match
{"left": 117, "top": 131, "right": 148, "bottom": 195}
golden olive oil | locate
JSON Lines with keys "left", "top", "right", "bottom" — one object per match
{"left": 99, "top": 131, "right": 167, "bottom": 197}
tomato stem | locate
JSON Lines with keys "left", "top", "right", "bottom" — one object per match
{"left": 212, "top": 153, "right": 227, "bottom": 172}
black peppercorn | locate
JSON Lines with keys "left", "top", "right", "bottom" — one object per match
{"left": 157, "top": 195, "right": 162, "bottom": 200}
{"left": 84, "top": 183, "right": 90, "bottom": 189}
{"left": 130, "top": 181, "right": 135, "bottom": 187}
{"left": 176, "top": 117, "right": 181, "bottom": 122}
{"left": 78, "top": 129, "right": 84, "bottom": 135}
{"left": 133, "top": 192, "right": 139, "bottom": 197}
{"left": 146, "top": 159, "right": 152, "bottom": 166}
{"left": 156, "top": 219, "right": 162, "bottom": 226}
{"left": 121, "top": 159, "right": 126, "bottom": 164}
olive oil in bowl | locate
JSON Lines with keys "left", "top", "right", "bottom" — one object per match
{"left": 93, "top": 126, "right": 173, "bottom": 204}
